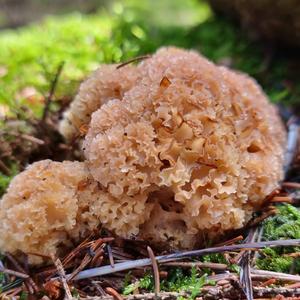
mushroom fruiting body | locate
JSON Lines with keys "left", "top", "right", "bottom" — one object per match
{"left": 0, "top": 160, "right": 101, "bottom": 264}
{"left": 0, "top": 47, "right": 286, "bottom": 262}
{"left": 84, "top": 47, "right": 286, "bottom": 248}
{"left": 59, "top": 64, "right": 138, "bottom": 141}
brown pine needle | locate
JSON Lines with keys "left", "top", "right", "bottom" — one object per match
{"left": 5, "top": 287, "right": 23, "bottom": 297}
{"left": 105, "top": 287, "right": 124, "bottom": 300}
{"left": 52, "top": 256, "right": 72, "bottom": 299}
{"left": 68, "top": 238, "right": 106, "bottom": 281}
{"left": 283, "top": 182, "right": 300, "bottom": 189}
{"left": 259, "top": 278, "right": 276, "bottom": 287}
{"left": 251, "top": 269, "right": 300, "bottom": 282}
{"left": 68, "top": 254, "right": 92, "bottom": 282}
{"left": 284, "top": 253, "right": 300, "bottom": 258}
{"left": 215, "top": 235, "right": 244, "bottom": 247}
{"left": 0, "top": 267, "right": 29, "bottom": 279}
{"left": 70, "top": 238, "right": 300, "bottom": 280}
{"left": 107, "top": 244, "right": 115, "bottom": 268}
{"left": 270, "top": 196, "right": 293, "bottom": 204}
{"left": 42, "top": 61, "right": 65, "bottom": 121}
{"left": 5, "top": 253, "right": 38, "bottom": 293}
{"left": 116, "top": 55, "right": 151, "bottom": 69}
{"left": 0, "top": 159, "right": 11, "bottom": 175}
{"left": 264, "top": 188, "right": 281, "bottom": 202}
{"left": 147, "top": 246, "right": 160, "bottom": 297}
{"left": 21, "top": 134, "right": 44, "bottom": 145}
{"left": 247, "top": 209, "right": 277, "bottom": 228}
{"left": 286, "top": 282, "right": 300, "bottom": 289}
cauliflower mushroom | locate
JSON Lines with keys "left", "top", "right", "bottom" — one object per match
{"left": 84, "top": 47, "right": 286, "bottom": 249}
{"left": 59, "top": 64, "right": 139, "bottom": 141}
{"left": 0, "top": 47, "right": 287, "bottom": 262}
{"left": 0, "top": 160, "right": 102, "bottom": 264}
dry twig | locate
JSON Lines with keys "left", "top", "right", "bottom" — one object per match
{"left": 147, "top": 246, "right": 160, "bottom": 297}
{"left": 107, "top": 244, "right": 115, "bottom": 268}
{"left": 42, "top": 62, "right": 65, "bottom": 121}
{"left": 283, "top": 182, "right": 300, "bottom": 189}
{"left": 105, "top": 287, "right": 124, "bottom": 300}
{"left": 5, "top": 252, "right": 38, "bottom": 294}
{"left": 52, "top": 256, "right": 72, "bottom": 299}
{"left": 116, "top": 55, "right": 151, "bottom": 69}
{"left": 69, "top": 238, "right": 300, "bottom": 280}
{"left": 215, "top": 235, "right": 244, "bottom": 247}
{"left": 0, "top": 266, "right": 29, "bottom": 279}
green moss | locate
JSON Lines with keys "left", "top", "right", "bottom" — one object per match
{"left": 202, "top": 253, "right": 227, "bottom": 265}
{"left": 255, "top": 205, "right": 300, "bottom": 273}
{"left": 123, "top": 273, "right": 153, "bottom": 295}
{"left": 0, "top": 0, "right": 298, "bottom": 118}
{"left": 256, "top": 247, "right": 294, "bottom": 273}
{"left": 263, "top": 205, "right": 300, "bottom": 241}
{"left": 123, "top": 267, "right": 212, "bottom": 299}
{"left": 0, "top": 165, "right": 18, "bottom": 196}
{"left": 19, "top": 291, "right": 28, "bottom": 300}
{"left": 161, "top": 267, "right": 210, "bottom": 299}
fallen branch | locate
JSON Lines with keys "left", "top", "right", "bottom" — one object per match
{"left": 0, "top": 266, "right": 29, "bottom": 279}
{"left": 251, "top": 269, "right": 300, "bottom": 282}
{"left": 52, "top": 256, "right": 72, "bottom": 299}
{"left": 70, "top": 239, "right": 300, "bottom": 280}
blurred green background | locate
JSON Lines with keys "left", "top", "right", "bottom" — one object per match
{"left": 0, "top": 0, "right": 300, "bottom": 120}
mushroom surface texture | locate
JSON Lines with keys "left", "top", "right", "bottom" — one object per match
{"left": 0, "top": 160, "right": 102, "bottom": 264}
{"left": 0, "top": 48, "right": 287, "bottom": 263}
{"left": 83, "top": 47, "right": 286, "bottom": 249}
{"left": 59, "top": 64, "right": 139, "bottom": 141}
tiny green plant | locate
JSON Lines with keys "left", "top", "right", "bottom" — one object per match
{"left": 256, "top": 204, "right": 300, "bottom": 273}
{"left": 123, "top": 267, "right": 212, "bottom": 300}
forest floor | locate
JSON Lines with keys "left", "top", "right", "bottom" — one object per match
{"left": 1, "top": 0, "right": 300, "bottom": 299}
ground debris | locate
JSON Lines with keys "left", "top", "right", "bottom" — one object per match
{"left": 1, "top": 71, "right": 300, "bottom": 300}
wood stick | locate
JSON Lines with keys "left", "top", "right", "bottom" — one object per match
{"left": 0, "top": 267, "right": 29, "bottom": 279}
{"left": 215, "top": 235, "right": 244, "bottom": 247}
{"left": 283, "top": 182, "right": 300, "bottom": 189}
{"left": 251, "top": 269, "right": 300, "bottom": 282}
{"left": 270, "top": 196, "right": 293, "bottom": 204}
{"left": 116, "top": 55, "right": 151, "bottom": 69}
{"left": 147, "top": 246, "right": 160, "bottom": 297}
{"left": 70, "top": 239, "right": 300, "bottom": 281}
{"left": 52, "top": 256, "right": 72, "bottom": 299}
{"left": 42, "top": 61, "right": 64, "bottom": 121}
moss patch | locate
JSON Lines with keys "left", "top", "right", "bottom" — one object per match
{"left": 256, "top": 205, "right": 300, "bottom": 273}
